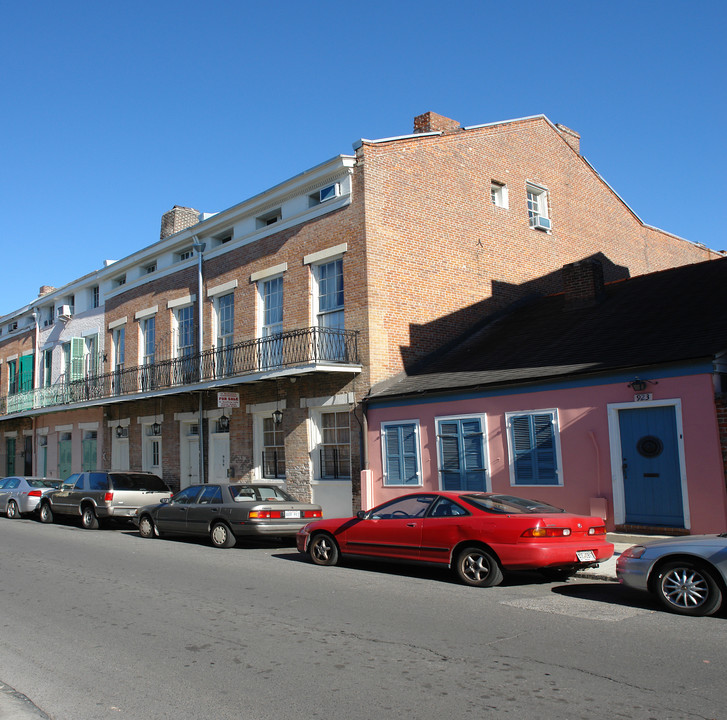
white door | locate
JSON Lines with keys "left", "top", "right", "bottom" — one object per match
{"left": 181, "top": 432, "right": 200, "bottom": 489}
{"left": 209, "top": 433, "right": 230, "bottom": 483}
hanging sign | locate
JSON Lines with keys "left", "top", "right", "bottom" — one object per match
{"left": 218, "top": 392, "right": 240, "bottom": 408}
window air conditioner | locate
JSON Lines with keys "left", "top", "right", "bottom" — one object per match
{"left": 58, "top": 305, "right": 72, "bottom": 319}
{"left": 531, "top": 216, "right": 551, "bottom": 231}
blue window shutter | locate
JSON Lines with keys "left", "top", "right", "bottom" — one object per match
{"left": 438, "top": 418, "right": 486, "bottom": 491}
{"left": 510, "top": 413, "right": 558, "bottom": 485}
{"left": 384, "top": 424, "right": 419, "bottom": 486}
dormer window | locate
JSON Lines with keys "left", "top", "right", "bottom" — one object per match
{"left": 177, "top": 248, "right": 194, "bottom": 262}
{"left": 145, "top": 262, "right": 157, "bottom": 274}
{"left": 114, "top": 274, "right": 126, "bottom": 287}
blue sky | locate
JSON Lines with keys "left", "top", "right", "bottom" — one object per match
{"left": 1, "top": 1, "right": 724, "bottom": 315}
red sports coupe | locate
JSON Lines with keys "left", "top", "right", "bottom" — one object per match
{"left": 297, "top": 491, "right": 614, "bottom": 586}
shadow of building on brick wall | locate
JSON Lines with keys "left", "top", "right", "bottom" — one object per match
{"left": 399, "top": 253, "right": 629, "bottom": 374}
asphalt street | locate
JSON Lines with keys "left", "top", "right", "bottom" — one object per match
{"left": 1, "top": 519, "right": 724, "bottom": 720}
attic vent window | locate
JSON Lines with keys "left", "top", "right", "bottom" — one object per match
{"left": 114, "top": 275, "right": 126, "bottom": 287}
{"left": 8, "top": 321, "right": 18, "bottom": 332}
{"left": 309, "top": 183, "right": 340, "bottom": 207}
{"left": 177, "top": 248, "right": 194, "bottom": 262}
{"left": 491, "top": 182, "right": 508, "bottom": 209}
{"left": 256, "top": 209, "right": 282, "bottom": 229}
{"left": 145, "top": 262, "right": 157, "bottom": 274}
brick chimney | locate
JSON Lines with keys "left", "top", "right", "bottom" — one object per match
{"left": 38, "top": 285, "right": 56, "bottom": 296}
{"left": 413, "top": 112, "right": 460, "bottom": 134}
{"left": 555, "top": 123, "right": 581, "bottom": 154}
{"left": 160, "top": 206, "right": 200, "bottom": 240}
{"left": 562, "top": 259, "right": 605, "bottom": 307}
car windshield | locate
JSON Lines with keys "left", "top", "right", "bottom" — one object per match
{"left": 461, "top": 494, "right": 565, "bottom": 514}
{"left": 110, "top": 474, "right": 169, "bottom": 491}
{"left": 229, "top": 485, "right": 295, "bottom": 502}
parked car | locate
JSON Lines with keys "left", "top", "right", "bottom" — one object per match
{"left": 297, "top": 491, "right": 613, "bottom": 587}
{"left": 134, "top": 483, "right": 323, "bottom": 548}
{"left": 39, "top": 471, "right": 172, "bottom": 528}
{"left": 0, "top": 476, "right": 61, "bottom": 518}
{"left": 616, "top": 534, "right": 727, "bottom": 616}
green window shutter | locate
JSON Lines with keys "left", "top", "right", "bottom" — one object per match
{"left": 18, "top": 354, "right": 34, "bottom": 392}
{"left": 70, "top": 338, "right": 85, "bottom": 380}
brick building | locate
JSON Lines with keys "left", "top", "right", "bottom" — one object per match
{"left": 0, "top": 112, "right": 721, "bottom": 518}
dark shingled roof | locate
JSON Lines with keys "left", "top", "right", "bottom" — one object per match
{"left": 370, "top": 256, "right": 727, "bottom": 400}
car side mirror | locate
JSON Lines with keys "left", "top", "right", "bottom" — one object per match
{"left": 356, "top": 510, "right": 366, "bottom": 519}
{"left": 160, "top": 497, "right": 171, "bottom": 504}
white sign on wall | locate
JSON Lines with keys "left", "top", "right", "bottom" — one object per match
{"left": 217, "top": 392, "right": 240, "bottom": 408}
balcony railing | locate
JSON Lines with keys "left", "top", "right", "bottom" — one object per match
{"left": 3, "top": 327, "right": 359, "bottom": 416}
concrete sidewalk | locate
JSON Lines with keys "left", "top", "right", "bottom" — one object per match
{"left": 0, "top": 682, "right": 49, "bottom": 720}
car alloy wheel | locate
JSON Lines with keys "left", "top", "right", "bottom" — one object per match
{"left": 7, "top": 500, "right": 19, "bottom": 519}
{"left": 309, "top": 533, "right": 340, "bottom": 566}
{"left": 456, "top": 547, "right": 503, "bottom": 587}
{"left": 656, "top": 561, "right": 723, "bottom": 616}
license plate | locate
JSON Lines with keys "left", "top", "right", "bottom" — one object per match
{"left": 577, "top": 550, "right": 596, "bottom": 562}
{"left": 284, "top": 510, "right": 301, "bottom": 519}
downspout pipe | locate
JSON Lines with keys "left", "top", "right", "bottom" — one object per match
{"left": 192, "top": 236, "right": 206, "bottom": 483}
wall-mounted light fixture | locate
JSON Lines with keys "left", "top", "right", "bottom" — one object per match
{"left": 627, "top": 377, "right": 658, "bottom": 392}
{"left": 218, "top": 414, "right": 230, "bottom": 433}
{"left": 115, "top": 426, "right": 127, "bottom": 439}
{"left": 272, "top": 409, "right": 283, "bottom": 426}
{"left": 151, "top": 421, "right": 161, "bottom": 436}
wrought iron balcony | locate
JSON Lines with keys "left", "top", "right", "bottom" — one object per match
{"left": 3, "top": 327, "right": 359, "bottom": 416}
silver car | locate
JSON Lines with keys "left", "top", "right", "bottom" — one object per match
{"left": 616, "top": 534, "right": 727, "bottom": 616}
{"left": 0, "top": 476, "right": 61, "bottom": 518}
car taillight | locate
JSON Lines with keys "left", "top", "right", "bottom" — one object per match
{"left": 249, "top": 510, "right": 282, "bottom": 519}
{"left": 304, "top": 510, "right": 322, "bottom": 518}
{"left": 588, "top": 526, "right": 606, "bottom": 535}
{"left": 522, "top": 527, "right": 572, "bottom": 538}
{"left": 28, "top": 490, "right": 43, "bottom": 497}
{"left": 621, "top": 545, "right": 647, "bottom": 559}
{"left": 104, "top": 492, "right": 114, "bottom": 502}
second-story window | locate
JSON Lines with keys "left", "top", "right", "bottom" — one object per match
{"left": 315, "top": 258, "right": 345, "bottom": 361}
{"left": 43, "top": 349, "right": 53, "bottom": 388}
{"left": 7, "top": 359, "right": 18, "bottom": 395}
{"left": 176, "top": 306, "right": 194, "bottom": 358}
{"left": 260, "top": 277, "right": 283, "bottom": 368}
{"left": 216, "top": 293, "right": 234, "bottom": 376}
{"left": 142, "top": 317, "right": 155, "bottom": 365}
{"left": 113, "top": 327, "right": 125, "bottom": 371}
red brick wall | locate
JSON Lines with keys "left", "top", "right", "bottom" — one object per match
{"left": 717, "top": 393, "right": 727, "bottom": 489}
{"left": 358, "top": 116, "right": 720, "bottom": 383}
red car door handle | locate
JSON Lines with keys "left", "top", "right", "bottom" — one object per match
{"left": 406, "top": 522, "right": 416, "bottom": 527}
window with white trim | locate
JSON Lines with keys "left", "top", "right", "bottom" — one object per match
{"left": 216, "top": 293, "right": 234, "bottom": 376}
{"left": 506, "top": 410, "right": 562, "bottom": 486}
{"left": 262, "top": 416, "right": 285, "bottom": 479}
{"left": 490, "top": 182, "right": 508, "bottom": 208}
{"left": 314, "top": 258, "right": 345, "bottom": 361}
{"left": 526, "top": 183, "right": 550, "bottom": 230}
{"left": 436, "top": 416, "right": 487, "bottom": 491}
{"left": 259, "top": 276, "right": 283, "bottom": 368}
{"left": 382, "top": 422, "right": 421, "bottom": 486}
{"left": 317, "top": 410, "right": 351, "bottom": 480}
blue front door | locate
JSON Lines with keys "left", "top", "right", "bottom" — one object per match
{"left": 618, "top": 406, "right": 684, "bottom": 527}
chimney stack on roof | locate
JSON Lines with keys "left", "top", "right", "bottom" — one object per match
{"left": 38, "top": 285, "right": 56, "bottom": 297}
{"left": 413, "top": 112, "right": 461, "bottom": 134}
{"left": 562, "top": 259, "right": 605, "bottom": 308}
{"left": 160, "top": 206, "right": 200, "bottom": 240}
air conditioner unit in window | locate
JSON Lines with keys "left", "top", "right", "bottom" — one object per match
{"left": 58, "top": 305, "right": 72, "bottom": 319}
{"left": 531, "top": 216, "right": 551, "bottom": 231}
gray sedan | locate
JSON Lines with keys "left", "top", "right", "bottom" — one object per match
{"left": 616, "top": 534, "right": 727, "bottom": 616}
{"left": 134, "top": 483, "right": 323, "bottom": 548}
{"left": 0, "top": 476, "right": 61, "bottom": 518}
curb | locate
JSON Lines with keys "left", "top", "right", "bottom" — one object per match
{"left": 0, "top": 682, "right": 50, "bottom": 720}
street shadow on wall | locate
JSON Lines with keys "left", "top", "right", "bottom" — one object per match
{"left": 399, "top": 253, "right": 630, "bottom": 374}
